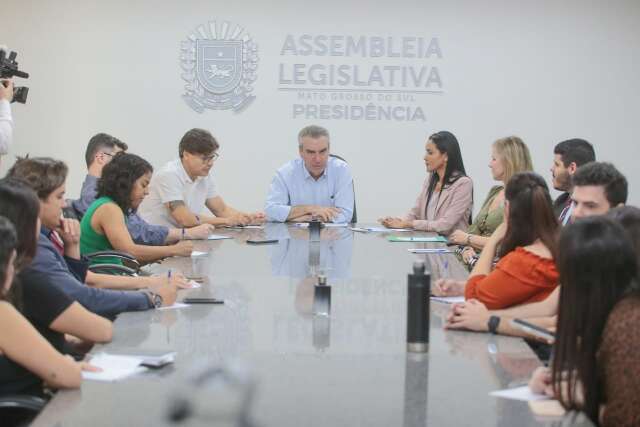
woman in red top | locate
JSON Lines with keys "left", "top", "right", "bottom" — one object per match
{"left": 464, "top": 172, "right": 559, "bottom": 309}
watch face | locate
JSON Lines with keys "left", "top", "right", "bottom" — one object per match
{"left": 153, "top": 294, "right": 163, "bottom": 308}
{"left": 488, "top": 316, "right": 500, "bottom": 333}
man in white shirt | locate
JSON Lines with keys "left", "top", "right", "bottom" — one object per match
{"left": 265, "top": 125, "right": 355, "bottom": 223}
{"left": 139, "top": 128, "right": 264, "bottom": 228}
{"left": 0, "top": 79, "right": 13, "bottom": 161}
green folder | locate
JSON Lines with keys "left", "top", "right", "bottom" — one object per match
{"left": 387, "top": 236, "right": 448, "bottom": 243}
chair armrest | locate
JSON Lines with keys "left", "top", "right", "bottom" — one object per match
{"left": 84, "top": 250, "right": 136, "bottom": 261}
{"left": 84, "top": 251, "right": 140, "bottom": 271}
{"left": 88, "top": 263, "right": 139, "bottom": 276}
{"left": 0, "top": 394, "right": 48, "bottom": 412}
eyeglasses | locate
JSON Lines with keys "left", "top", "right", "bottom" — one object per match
{"left": 101, "top": 152, "right": 114, "bottom": 158}
{"left": 199, "top": 153, "right": 219, "bottom": 163}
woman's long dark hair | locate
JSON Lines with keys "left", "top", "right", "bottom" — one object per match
{"left": 425, "top": 130, "right": 468, "bottom": 208}
{"left": 0, "top": 178, "right": 40, "bottom": 270}
{"left": 96, "top": 152, "right": 153, "bottom": 214}
{"left": 552, "top": 217, "right": 637, "bottom": 424}
{"left": 0, "top": 178, "right": 42, "bottom": 308}
{"left": 499, "top": 172, "right": 558, "bottom": 258}
{"left": 0, "top": 216, "right": 18, "bottom": 300}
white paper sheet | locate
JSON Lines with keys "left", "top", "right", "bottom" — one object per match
{"left": 349, "top": 227, "right": 369, "bottom": 233}
{"left": 82, "top": 354, "right": 147, "bottom": 382}
{"left": 190, "top": 251, "right": 209, "bottom": 257}
{"left": 226, "top": 225, "right": 264, "bottom": 229}
{"left": 186, "top": 280, "right": 201, "bottom": 289}
{"left": 430, "top": 296, "right": 465, "bottom": 304}
{"left": 294, "top": 223, "right": 349, "bottom": 228}
{"left": 409, "top": 248, "right": 454, "bottom": 254}
{"left": 206, "top": 234, "right": 233, "bottom": 240}
{"left": 364, "top": 226, "right": 412, "bottom": 232}
{"left": 157, "top": 302, "right": 190, "bottom": 310}
{"left": 489, "top": 386, "right": 551, "bottom": 401}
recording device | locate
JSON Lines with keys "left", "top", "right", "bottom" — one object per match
{"left": 511, "top": 318, "right": 555, "bottom": 342}
{"left": 309, "top": 218, "right": 323, "bottom": 242}
{"left": 407, "top": 260, "right": 430, "bottom": 353}
{"left": 0, "top": 47, "right": 30, "bottom": 104}
{"left": 313, "top": 274, "right": 331, "bottom": 316}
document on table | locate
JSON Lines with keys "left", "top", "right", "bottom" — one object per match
{"left": 191, "top": 251, "right": 209, "bottom": 257}
{"left": 82, "top": 354, "right": 148, "bottom": 382}
{"left": 388, "top": 236, "right": 448, "bottom": 243}
{"left": 351, "top": 226, "right": 412, "bottom": 233}
{"left": 186, "top": 234, "right": 233, "bottom": 241}
{"left": 294, "top": 223, "right": 349, "bottom": 228}
{"left": 157, "top": 302, "right": 190, "bottom": 311}
{"left": 186, "top": 280, "right": 201, "bottom": 289}
{"left": 489, "top": 386, "right": 550, "bottom": 401}
{"left": 409, "top": 248, "right": 454, "bottom": 254}
{"left": 225, "top": 225, "right": 264, "bottom": 229}
{"left": 430, "top": 296, "right": 465, "bottom": 304}
{"left": 206, "top": 234, "right": 234, "bottom": 240}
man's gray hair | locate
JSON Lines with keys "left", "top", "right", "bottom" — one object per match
{"left": 298, "top": 125, "right": 330, "bottom": 147}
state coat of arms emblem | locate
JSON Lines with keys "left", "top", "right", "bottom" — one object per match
{"left": 180, "top": 21, "right": 258, "bottom": 113}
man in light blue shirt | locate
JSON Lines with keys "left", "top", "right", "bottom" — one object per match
{"left": 265, "top": 125, "right": 354, "bottom": 223}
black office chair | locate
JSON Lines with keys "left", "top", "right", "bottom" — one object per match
{"left": 329, "top": 154, "right": 357, "bottom": 224}
{"left": 0, "top": 394, "right": 48, "bottom": 427}
{"left": 61, "top": 205, "right": 143, "bottom": 276}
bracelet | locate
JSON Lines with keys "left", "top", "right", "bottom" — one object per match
{"left": 181, "top": 228, "right": 186, "bottom": 239}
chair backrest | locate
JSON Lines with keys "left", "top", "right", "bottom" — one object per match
{"left": 329, "top": 154, "right": 357, "bottom": 223}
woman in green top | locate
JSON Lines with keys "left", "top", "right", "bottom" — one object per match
{"left": 448, "top": 136, "right": 533, "bottom": 265}
{"left": 80, "top": 153, "right": 194, "bottom": 264}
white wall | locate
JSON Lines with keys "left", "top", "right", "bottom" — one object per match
{"left": 2, "top": 0, "right": 639, "bottom": 219}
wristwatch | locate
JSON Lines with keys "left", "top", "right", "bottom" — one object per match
{"left": 146, "top": 291, "right": 163, "bottom": 308}
{"left": 487, "top": 315, "right": 501, "bottom": 334}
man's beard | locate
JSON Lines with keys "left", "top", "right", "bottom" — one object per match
{"left": 554, "top": 172, "right": 571, "bottom": 192}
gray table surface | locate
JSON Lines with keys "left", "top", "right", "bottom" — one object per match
{"left": 31, "top": 224, "right": 592, "bottom": 427}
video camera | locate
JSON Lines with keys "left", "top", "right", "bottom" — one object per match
{"left": 0, "top": 48, "right": 29, "bottom": 104}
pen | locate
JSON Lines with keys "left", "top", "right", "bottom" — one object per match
{"left": 167, "top": 269, "right": 172, "bottom": 281}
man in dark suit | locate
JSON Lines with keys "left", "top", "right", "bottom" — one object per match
{"left": 550, "top": 139, "right": 595, "bottom": 225}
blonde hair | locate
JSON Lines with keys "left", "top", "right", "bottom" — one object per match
{"left": 493, "top": 136, "right": 533, "bottom": 184}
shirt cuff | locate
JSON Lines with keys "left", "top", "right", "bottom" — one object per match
{"left": 64, "top": 255, "right": 90, "bottom": 282}
{"left": 0, "top": 99, "right": 11, "bottom": 118}
{"left": 266, "top": 205, "right": 292, "bottom": 222}
{"left": 155, "top": 227, "right": 170, "bottom": 245}
{"left": 411, "top": 220, "right": 429, "bottom": 231}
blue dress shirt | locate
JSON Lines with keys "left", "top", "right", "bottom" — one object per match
{"left": 265, "top": 157, "right": 354, "bottom": 223}
{"left": 71, "top": 174, "right": 169, "bottom": 245}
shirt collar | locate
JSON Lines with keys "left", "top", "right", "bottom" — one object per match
{"left": 176, "top": 158, "right": 207, "bottom": 184}
{"left": 40, "top": 225, "right": 52, "bottom": 238}
{"left": 301, "top": 158, "right": 329, "bottom": 181}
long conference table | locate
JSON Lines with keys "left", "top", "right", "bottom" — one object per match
{"left": 31, "top": 224, "right": 594, "bottom": 427}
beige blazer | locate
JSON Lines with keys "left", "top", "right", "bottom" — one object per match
{"left": 404, "top": 174, "right": 473, "bottom": 235}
